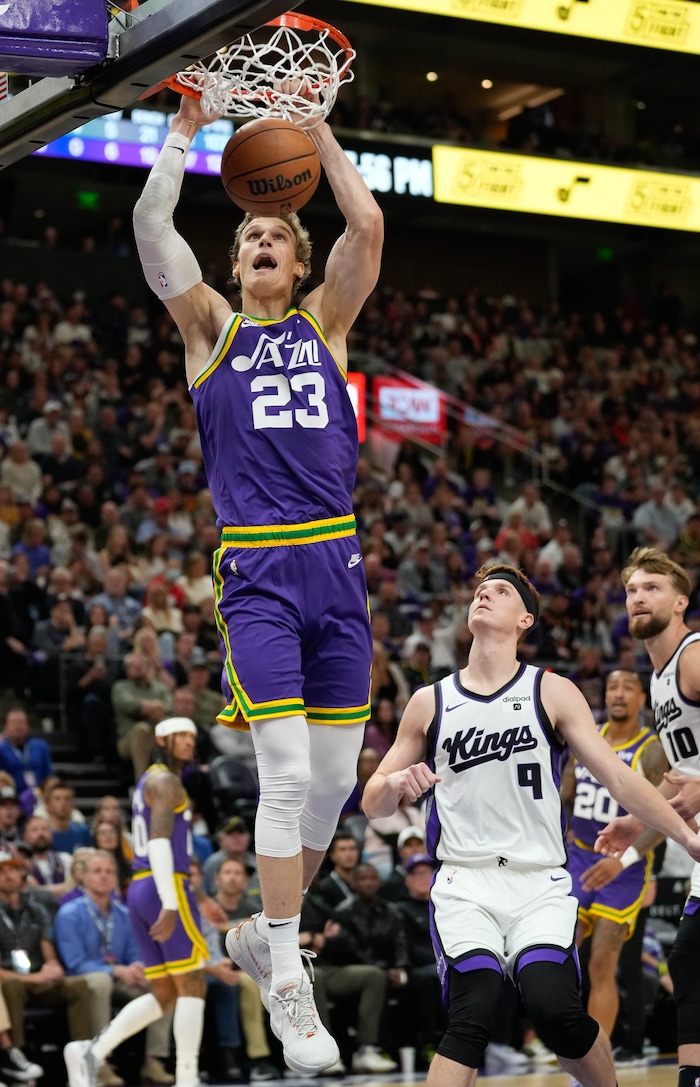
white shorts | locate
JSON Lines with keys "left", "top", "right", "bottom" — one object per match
{"left": 431, "top": 863, "right": 578, "bottom": 978}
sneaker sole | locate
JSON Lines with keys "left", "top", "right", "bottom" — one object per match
{"left": 282, "top": 1043, "right": 340, "bottom": 1077}
{"left": 225, "top": 919, "right": 271, "bottom": 1012}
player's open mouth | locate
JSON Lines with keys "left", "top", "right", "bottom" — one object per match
{"left": 254, "top": 255, "right": 277, "bottom": 269}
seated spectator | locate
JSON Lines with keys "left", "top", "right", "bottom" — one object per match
{"left": 633, "top": 481, "right": 681, "bottom": 551}
{"left": 213, "top": 857, "right": 260, "bottom": 924}
{"left": 202, "top": 817, "right": 258, "bottom": 899}
{"left": 176, "top": 551, "right": 214, "bottom": 608}
{"left": 57, "top": 847, "right": 98, "bottom": 906}
{"left": 0, "top": 781, "right": 22, "bottom": 849}
{"left": 396, "top": 538, "right": 447, "bottom": 604}
{"left": 23, "top": 813, "right": 73, "bottom": 902}
{"left": 380, "top": 826, "right": 426, "bottom": 902}
{"left": 44, "top": 780, "right": 91, "bottom": 854}
{"left": 0, "top": 708, "right": 53, "bottom": 795}
{"left": 401, "top": 638, "right": 432, "bottom": 695}
{"left": 370, "top": 642, "right": 410, "bottom": 712}
{"left": 299, "top": 884, "right": 397, "bottom": 1075}
{"left": 505, "top": 482, "right": 552, "bottom": 543}
{"left": 395, "top": 854, "right": 446, "bottom": 1065}
{"left": 92, "top": 820, "right": 132, "bottom": 899}
{"left": 29, "top": 593, "right": 85, "bottom": 703}
{"left": 11, "top": 518, "right": 52, "bottom": 580}
{"left": 364, "top": 698, "right": 400, "bottom": 761}
{"left": 55, "top": 849, "right": 174, "bottom": 1087}
{"left": 111, "top": 652, "right": 172, "bottom": 782}
{"left": 339, "top": 748, "right": 380, "bottom": 842}
{"left": 131, "top": 626, "right": 176, "bottom": 693}
{"left": 141, "top": 581, "right": 183, "bottom": 662}
{"left": 0, "top": 850, "right": 92, "bottom": 1057}
{"left": 189, "top": 857, "right": 278, "bottom": 1084}
{"left": 317, "top": 832, "right": 361, "bottom": 910}
{"left": 63, "top": 625, "right": 122, "bottom": 762}
{"left": 91, "top": 568, "right": 142, "bottom": 646}
{"left": 92, "top": 797, "right": 133, "bottom": 866}
{"left": 0, "top": 442, "right": 42, "bottom": 506}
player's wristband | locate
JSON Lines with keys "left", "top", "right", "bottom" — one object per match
{"left": 619, "top": 846, "right": 641, "bottom": 869}
{"left": 147, "top": 838, "right": 178, "bottom": 910}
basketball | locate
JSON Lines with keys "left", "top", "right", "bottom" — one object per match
{"left": 220, "top": 117, "right": 321, "bottom": 216}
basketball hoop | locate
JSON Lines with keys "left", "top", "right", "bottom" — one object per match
{"left": 165, "top": 13, "right": 355, "bottom": 127}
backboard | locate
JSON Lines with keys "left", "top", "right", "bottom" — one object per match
{"left": 0, "top": 0, "right": 299, "bottom": 170}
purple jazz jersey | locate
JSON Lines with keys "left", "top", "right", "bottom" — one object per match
{"left": 190, "top": 309, "right": 358, "bottom": 527}
{"left": 568, "top": 839, "right": 651, "bottom": 937}
{"left": 132, "top": 765, "right": 193, "bottom": 876}
{"left": 127, "top": 873, "right": 207, "bottom": 978}
{"left": 213, "top": 533, "right": 372, "bottom": 727}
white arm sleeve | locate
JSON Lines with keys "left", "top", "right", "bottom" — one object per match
{"left": 146, "top": 837, "right": 179, "bottom": 910}
{"left": 133, "top": 131, "right": 203, "bottom": 301}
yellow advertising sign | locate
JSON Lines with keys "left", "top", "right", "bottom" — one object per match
{"left": 433, "top": 146, "right": 700, "bottom": 231}
{"left": 342, "top": 0, "right": 700, "bottom": 54}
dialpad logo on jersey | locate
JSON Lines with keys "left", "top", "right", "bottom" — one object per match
{"left": 231, "top": 329, "right": 321, "bottom": 373}
{"left": 442, "top": 725, "right": 537, "bottom": 771}
{"left": 503, "top": 694, "right": 531, "bottom": 711}
{"left": 654, "top": 696, "right": 682, "bottom": 734}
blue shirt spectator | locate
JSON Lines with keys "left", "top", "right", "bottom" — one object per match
{"left": 0, "top": 708, "right": 53, "bottom": 793}
{"left": 45, "top": 781, "right": 91, "bottom": 854}
{"left": 55, "top": 888, "right": 141, "bottom": 976}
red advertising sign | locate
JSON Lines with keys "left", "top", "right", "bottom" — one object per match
{"left": 371, "top": 376, "right": 446, "bottom": 444}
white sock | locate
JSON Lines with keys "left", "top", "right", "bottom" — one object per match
{"left": 261, "top": 912, "right": 302, "bottom": 988}
{"left": 92, "top": 993, "right": 163, "bottom": 1062}
{"left": 173, "top": 995, "right": 205, "bottom": 1087}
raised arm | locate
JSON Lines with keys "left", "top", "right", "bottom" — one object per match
{"left": 544, "top": 672, "right": 700, "bottom": 861}
{"left": 302, "top": 123, "right": 384, "bottom": 369}
{"left": 133, "top": 96, "right": 232, "bottom": 383}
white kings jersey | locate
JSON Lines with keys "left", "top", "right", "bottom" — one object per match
{"left": 425, "top": 663, "right": 568, "bottom": 868}
{"left": 650, "top": 631, "right": 700, "bottom": 778}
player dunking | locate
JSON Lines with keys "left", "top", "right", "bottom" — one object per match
{"left": 133, "top": 93, "right": 383, "bottom": 1075}
{"left": 596, "top": 547, "right": 700, "bottom": 1087}
{"left": 362, "top": 563, "right": 700, "bottom": 1087}
{"left": 562, "top": 668, "right": 668, "bottom": 1045}
{"left": 64, "top": 717, "right": 207, "bottom": 1087}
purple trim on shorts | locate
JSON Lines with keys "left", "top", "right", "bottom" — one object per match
{"left": 516, "top": 946, "right": 569, "bottom": 977}
{"left": 683, "top": 898, "right": 700, "bottom": 916}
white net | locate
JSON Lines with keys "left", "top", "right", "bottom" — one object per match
{"left": 174, "top": 21, "right": 355, "bottom": 127}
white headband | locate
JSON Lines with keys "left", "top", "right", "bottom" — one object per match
{"left": 155, "top": 717, "right": 197, "bottom": 739}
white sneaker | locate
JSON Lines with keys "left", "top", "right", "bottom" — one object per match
{"left": 351, "top": 1046, "right": 398, "bottom": 1073}
{"left": 225, "top": 914, "right": 272, "bottom": 1011}
{"left": 521, "top": 1037, "right": 558, "bottom": 1064}
{"left": 64, "top": 1040, "right": 101, "bottom": 1087}
{"left": 483, "top": 1044, "right": 530, "bottom": 1074}
{"left": 269, "top": 971, "right": 339, "bottom": 1075}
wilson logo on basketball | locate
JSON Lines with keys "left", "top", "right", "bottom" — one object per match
{"left": 246, "top": 169, "right": 314, "bottom": 196}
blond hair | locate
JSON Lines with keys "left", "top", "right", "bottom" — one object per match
{"left": 621, "top": 547, "right": 692, "bottom": 597}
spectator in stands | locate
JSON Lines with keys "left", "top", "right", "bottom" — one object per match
{"left": 202, "top": 817, "right": 258, "bottom": 899}
{"left": 0, "top": 784, "right": 22, "bottom": 848}
{"left": 506, "top": 482, "right": 552, "bottom": 543}
{"left": 370, "top": 642, "right": 411, "bottom": 712}
{"left": 63, "top": 624, "right": 121, "bottom": 762}
{"left": 317, "top": 832, "right": 361, "bottom": 910}
{"left": 364, "top": 698, "right": 400, "bottom": 761}
{"left": 189, "top": 856, "right": 278, "bottom": 1085}
{"left": 44, "top": 780, "right": 91, "bottom": 854}
{"left": 396, "top": 538, "right": 448, "bottom": 604}
{"left": 11, "top": 519, "right": 51, "bottom": 580}
{"left": 23, "top": 813, "right": 73, "bottom": 901}
{"left": 0, "top": 442, "right": 42, "bottom": 505}
{"left": 55, "top": 849, "right": 174, "bottom": 1087}
{"left": 141, "top": 581, "right": 184, "bottom": 660}
{"left": 57, "top": 847, "right": 97, "bottom": 907}
{"left": 401, "top": 638, "right": 432, "bottom": 695}
{"left": 0, "top": 850, "right": 92, "bottom": 1056}
{"left": 92, "top": 797, "right": 133, "bottom": 866}
{"left": 633, "top": 481, "right": 681, "bottom": 551}
{"left": 299, "top": 884, "right": 397, "bottom": 1074}
{"left": 29, "top": 593, "right": 85, "bottom": 704}
{"left": 91, "top": 568, "right": 142, "bottom": 645}
{"left": 380, "top": 825, "right": 427, "bottom": 902}
{"left": 395, "top": 853, "right": 446, "bottom": 1066}
{"left": 111, "top": 652, "right": 172, "bottom": 782}
{"left": 0, "top": 708, "right": 53, "bottom": 795}
{"left": 213, "top": 857, "right": 259, "bottom": 925}
{"left": 131, "top": 626, "right": 176, "bottom": 693}
{"left": 92, "top": 820, "right": 132, "bottom": 899}
{"left": 176, "top": 551, "right": 213, "bottom": 608}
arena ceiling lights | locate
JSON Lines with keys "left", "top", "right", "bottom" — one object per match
{"left": 342, "top": 0, "right": 700, "bottom": 55}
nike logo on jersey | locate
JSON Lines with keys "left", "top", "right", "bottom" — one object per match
{"left": 347, "top": 553, "right": 362, "bottom": 568}
{"left": 445, "top": 702, "right": 469, "bottom": 712}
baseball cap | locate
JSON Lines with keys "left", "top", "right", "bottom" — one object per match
{"left": 153, "top": 497, "right": 172, "bottom": 513}
{"left": 43, "top": 400, "right": 62, "bottom": 414}
{"left": 405, "top": 853, "right": 436, "bottom": 873}
{"left": 178, "top": 461, "right": 198, "bottom": 476}
{"left": 397, "top": 826, "right": 425, "bottom": 850}
{"left": 220, "top": 816, "right": 249, "bottom": 836}
{"left": 0, "top": 786, "right": 18, "bottom": 803}
{"left": 0, "top": 850, "right": 22, "bottom": 867}
{"left": 155, "top": 717, "right": 197, "bottom": 739}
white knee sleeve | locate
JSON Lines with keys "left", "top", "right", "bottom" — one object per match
{"left": 301, "top": 723, "right": 365, "bottom": 852}
{"left": 133, "top": 132, "right": 202, "bottom": 301}
{"left": 250, "top": 715, "right": 311, "bottom": 858}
